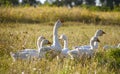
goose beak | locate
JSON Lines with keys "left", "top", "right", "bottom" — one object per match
{"left": 97, "top": 39, "right": 100, "bottom": 42}
{"left": 60, "top": 19, "right": 64, "bottom": 23}
{"left": 102, "top": 31, "right": 106, "bottom": 34}
{"left": 48, "top": 41, "right": 52, "bottom": 44}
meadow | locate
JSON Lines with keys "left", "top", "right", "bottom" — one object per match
{"left": 0, "top": 6, "right": 120, "bottom": 74}
{"left": 0, "top": 6, "right": 120, "bottom": 25}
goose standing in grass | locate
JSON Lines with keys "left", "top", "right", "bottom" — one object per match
{"left": 10, "top": 36, "right": 51, "bottom": 61}
{"left": 103, "top": 43, "right": 120, "bottom": 50}
{"left": 58, "top": 34, "right": 70, "bottom": 59}
{"left": 74, "top": 29, "right": 105, "bottom": 50}
{"left": 39, "top": 20, "right": 62, "bottom": 59}
{"left": 68, "top": 36, "right": 100, "bottom": 60}
{"left": 49, "top": 19, "right": 62, "bottom": 52}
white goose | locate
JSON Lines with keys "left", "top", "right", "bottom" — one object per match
{"left": 118, "top": 43, "right": 120, "bottom": 48}
{"left": 68, "top": 36, "right": 100, "bottom": 59}
{"left": 39, "top": 20, "right": 62, "bottom": 59}
{"left": 74, "top": 29, "right": 105, "bottom": 50}
{"left": 50, "top": 19, "right": 62, "bottom": 52}
{"left": 10, "top": 36, "right": 51, "bottom": 61}
{"left": 58, "top": 34, "right": 70, "bottom": 59}
{"left": 103, "top": 43, "right": 120, "bottom": 50}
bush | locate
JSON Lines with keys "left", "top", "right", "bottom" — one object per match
{"left": 113, "top": 6, "right": 120, "bottom": 11}
{"left": 95, "top": 48, "right": 120, "bottom": 70}
{"left": 106, "top": 48, "right": 120, "bottom": 69}
{"left": 80, "top": 5, "right": 120, "bottom": 11}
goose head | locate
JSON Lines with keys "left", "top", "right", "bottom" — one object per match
{"left": 40, "top": 39, "right": 51, "bottom": 47}
{"left": 59, "top": 34, "right": 67, "bottom": 40}
{"left": 10, "top": 52, "right": 18, "bottom": 61}
{"left": 54, "top": 19, "right": 62, "bottom": 29}
{"left": 95, "top": 29, "right": 106, "bottom": 37}
{"left": 59, "top": 34, "right": 68, "bottom": 49}
{"left": 37, "top": 36, "right": 45, "bottom": 49}
{"left": 37, "top": 36, "right": 45, "bottom": 41}
{"left": 42, "top": 39, "right": 51, "bottom": 45}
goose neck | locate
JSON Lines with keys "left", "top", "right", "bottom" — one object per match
{"left": 63, "top": 39, "right": 68, "bottom": 49}
{"left": 40, "top": 40, "right": 44, "bottom": 48}
{"left": 52, "top": 35, "right": 61, "bottom": 50}
{"left": 90, "top": 39, "right": 95, "bottom": 50}
{"left": 53, "top": 25, "right": 58, "bottom": 35}
{"left": 52, "top": 25, "right": 61, "bottom": 48}
{"left": 37, "top": 38, "right": 42, "bottom": 49}
{"left": 94, "top": 42, "right": 98, "bottom": 49}
{"left": 94, "top": 33, "right": 99, "bottom": 37}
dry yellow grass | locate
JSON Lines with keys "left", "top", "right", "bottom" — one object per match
{"left": 0, "top": 22, "right": 120, "bottom": 74}
{"left": 0, "top": 6, "right": 120, "bottom": 74}
{"left": 0, "top": 6, "right": 120, "bottom": 25}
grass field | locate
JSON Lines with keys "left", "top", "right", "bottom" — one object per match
{"left": 0, "top": 7, "right": 120, "bottom": 74}
{"left": 0, "top": 6, "right": 120, "bottom": 25}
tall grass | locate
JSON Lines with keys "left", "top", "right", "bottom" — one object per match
{"left": 0, "top": 6, "right": 120, "bottom": 74}
{"left": 0, "top": 22, "right": 120, "bottom": 73}
{"left": 0, "top": 6, "right": 120, "bottom": 25}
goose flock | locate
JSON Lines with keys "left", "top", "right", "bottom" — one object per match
{"left": 10, "top": 20, "right": 120, "bottom": 61}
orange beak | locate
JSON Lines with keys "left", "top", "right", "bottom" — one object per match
{"left": 102, "top": 31, "right": 106, "bottom": 34}
{"left": 48, "top": 41, "right": 52, "bottom": 44}
{"left": 59, "top": 19, "right": 64, "bottom": 23}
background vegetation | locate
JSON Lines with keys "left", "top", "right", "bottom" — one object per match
{"left": 0, "top": 7, "right": 120, "bottom": 25}
{"left": 0, "top": 0, "right": 120, "bottom": 11}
